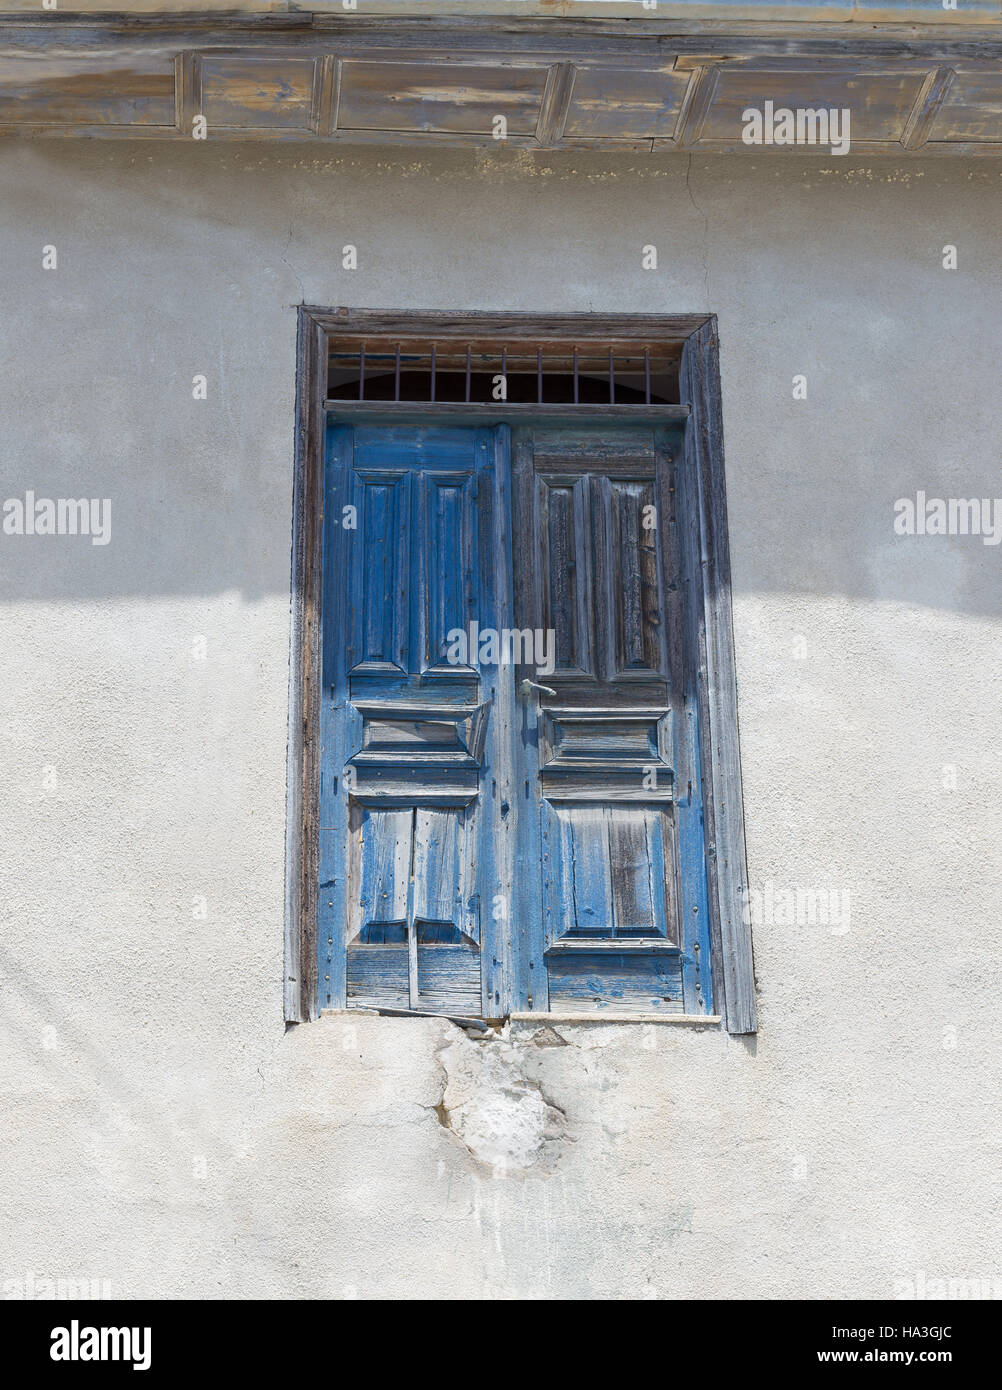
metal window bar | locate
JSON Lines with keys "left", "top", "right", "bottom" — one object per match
{"left": 328, "top": 339, "right": 676, "bottom": 406}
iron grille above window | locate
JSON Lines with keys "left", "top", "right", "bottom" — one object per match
{"left": 327, "top": 339, "right": 680, "bottom": 405}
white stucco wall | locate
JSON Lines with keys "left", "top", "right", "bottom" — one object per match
{"left": 1, "top": 139, "right": 1000, "bottom": 1300}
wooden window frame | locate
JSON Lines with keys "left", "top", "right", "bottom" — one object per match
{"left": 285, "top": 307, "right": 756, "bottom": 1033}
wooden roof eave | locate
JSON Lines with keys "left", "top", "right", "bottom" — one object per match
{"left": 2, "top": 11, "right": 1002, "bottom": 155}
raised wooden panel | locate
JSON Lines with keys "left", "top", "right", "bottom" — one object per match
{"left": 346, "top": 803, "right": 411, "bottom": 943}
{"left": 350, "top": 472, "right": 409, "bottom": 674}
{"left": 336, "top": 59, "right": 548, "bottom": 135}
{"left": 538, "top": 474, "right": 594, "bottom": 679}
{"left": 539, "top": 708, "right": 673, "bottom": 802}
{"left": 422, "top": 470, "right": 477, "bottom": 672}
{"left": 344, "top": 803, "right": 477, "bottom": 940}
{"left": 607, "top": 477, "right": 662, "bottom": 678}
{"left": 412, "top": 806, "right": 479, "bottom": 941}
{"left": 563, "top": 64, "right": 689, "bottom": 140}
{"left": 927, "top": 70, "right": 1002, "bottom": 141}
{"left": 358, "top": 709, "right": 476, "bottom": 763}
{"left": 362, "top": 715, "right": 463, "bottom": 754}
{"left": 546, "top": 713, "right": 661, "bottom": 766}
{"left": 348, "top": 701, "right": 485, "bottom": 803}
{"left": 698, "top": 67, "right": 927, "bottom": 144}
{"left": 531, "top": 433, "right": 658, "bottom": 476}
{"left": 608, "top": 807, "right": 675, "bottom": 938}
{"left": 345, "top": 802, "right": 481, "bottom": 1012}
{"left": 543, "top": 803, "right": 678, "bottom": 943}
{"left": 529, "top": 430, "right": 667, "bottom": 691}
{"left": 542, "top": 708, "right": 669, "bottom": 767}
{"left": 200, "top": 56, "right": 315, "bottom": 130}
{"left": 0, "top": 53, "right": 175, "bottom": 127}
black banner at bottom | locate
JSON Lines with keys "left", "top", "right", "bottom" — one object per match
{"left": 0, "top": 1297, "right": 991, "bottom": 1377}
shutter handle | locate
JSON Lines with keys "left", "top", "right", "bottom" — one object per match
{"left": 518, "top": 678, "right": 557, "bottom": 699}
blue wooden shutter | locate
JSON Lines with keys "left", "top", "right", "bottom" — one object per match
{"left": 319, "top": 422, "right": 513, "bottom": 1017}
{"left": 510, "top": 424, "right": 714, "bottom": 1015}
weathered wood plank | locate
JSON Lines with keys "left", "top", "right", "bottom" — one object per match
{"left": 901, "top": 66, "right": 955, "bottom": 148}
{"left": 323, "top": 403, "right": 691, "bottom": 423}
{"left": 546, "top": 951, "right": 685, "bottom": 1014}
{"left": 313, "top": 52, "right": 338, "bottom": 136}
{"left": 535, "top": 59, "right": 575, "bottom": 146}
{"left": 478, "top": 427, "right": 516, "bottom": 1017}
{"left": 317, "top": 307, "right": 708, "bottom": 344}
{"left": 509, "top": 430, "right": 547, "bottom": 1011}
{"left": 285, "top": 307, "right": 326, "bottom": 1023}
{"left": 679, "top": 321, "right": 757, "bottom": 1034}
{"left": 676, "top": 64, "right": 720, "bottom": 147}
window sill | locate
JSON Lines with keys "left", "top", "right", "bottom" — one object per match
{"left": 319, "top": 1007, "right": 722, "bottom": 1029}
{"left": 509, "top": 1012, "right": 722, "bottom": 1026}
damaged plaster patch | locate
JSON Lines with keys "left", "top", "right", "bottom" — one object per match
{"left": 435, "top": 1029, "right": 568, "bottom": 1174}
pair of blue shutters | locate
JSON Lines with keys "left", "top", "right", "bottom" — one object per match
{"left": 319, "top": 420, "right": 713, "bottom": 1017}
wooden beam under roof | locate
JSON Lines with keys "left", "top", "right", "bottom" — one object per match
{"left": 2, "top": 14, "right": 1002, "bottom": 154}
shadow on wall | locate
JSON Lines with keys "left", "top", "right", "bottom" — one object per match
{"left": 1, "top": 139, "right": 1001, "bottom": 623}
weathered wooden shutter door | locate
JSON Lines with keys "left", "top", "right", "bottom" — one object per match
{"left": 319, "top": 423, "right": 512, "bottom": 1018}
{"left": 511, "top": 424, "right": 714, "bottom": 1015}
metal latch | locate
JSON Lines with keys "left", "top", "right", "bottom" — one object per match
{"left": 518, "top": 679, "right": 557, "bottom": 698}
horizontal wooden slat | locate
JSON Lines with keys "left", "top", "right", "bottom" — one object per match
{"left": 508, "top": 1011, "right": 721, "bottom": 1024}
{"left": 318, "top": 309, "right": 712, "bottom": 339}
{"left": 329, "top": 342, "right": 683, "bottom": 367}
{"left": 322, "top": 403, "right": 691, "bottom": 421}
{"left": 545, "top": 938, "right": 682, "bottom": 952}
